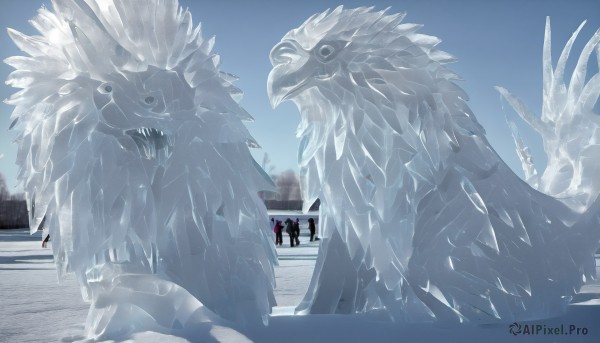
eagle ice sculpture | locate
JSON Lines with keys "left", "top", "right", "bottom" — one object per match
{"left": 268, "top": 7, "right": 600, "bottom": 322}
{"left": 5, "top": 0, "right": 276, "bottom": 338}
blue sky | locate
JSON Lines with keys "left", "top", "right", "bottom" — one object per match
{"left": 1, "top": 0, "right": 599, "bottom": 193}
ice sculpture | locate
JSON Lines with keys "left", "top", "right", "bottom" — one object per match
{"left": 268, "top": 7, "right": 600, "bottom": 322}
{"left": 5, "top": 0, "right": 276, "bottom": 338}
{"left": 496, "top": 18, "right": 600, "bottom": 213}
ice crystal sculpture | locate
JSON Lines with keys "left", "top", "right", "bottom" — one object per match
{"left": 496, "top": 18, "right": 600, "bottom": 213}
{"left": 5, "top": 0, "right": 276, "bottom": 338}
{"left": 268, "top": 7, "right": 600, "bottom": 322}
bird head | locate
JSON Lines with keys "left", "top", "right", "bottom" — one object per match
{"left": 268, "top": 6, "right": 461, "bottom": 130}
{"left": 6, "top": 0, "right": 255, "bottom": 167}
{"left": 269, "top": 6, "right": 458, "bottom": 107}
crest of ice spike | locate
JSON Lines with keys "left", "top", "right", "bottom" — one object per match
{"left": 497, "top": 17, "right": 600, "bottom": 213}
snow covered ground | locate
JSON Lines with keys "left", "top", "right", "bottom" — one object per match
{"left": 1, "top": 226, "right": 600, "bottom": 342}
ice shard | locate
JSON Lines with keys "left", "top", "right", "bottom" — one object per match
{"left": 268, "top": 7, "right": 600, "bottom": 322}
{"left": 5, "top": 0, "right": 276, "bottom": 338}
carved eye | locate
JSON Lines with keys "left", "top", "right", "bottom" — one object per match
{"left": 318, "top": 45, "right": 334, "bottom": 58}
{"left": 144, "top": 96, "right": 155, "bottom": 105}
{"left": 98, "top": 83, "right": 113, "bottom": 94}
{"left": 315, "top": 41, "right": 344, "bottom": 62}
{"left": 141, "top": 93, "right": 165, "bottom": 112}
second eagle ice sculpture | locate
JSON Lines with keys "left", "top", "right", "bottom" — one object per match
{"left": 268, "top": 6, "right": 600, "bottom": 322}
{"left": 5, "top": 0, "right": 277, "bottom": 338}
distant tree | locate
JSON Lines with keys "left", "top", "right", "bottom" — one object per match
{"left": 261, "top": 152, "right": 276, "bottom": 175}
{"left": 255, "top": 156, "right": 306, "bottom": 209}
{"left": 276, "top": 169, "right": 301, "bottom": 201}
{"left": 0, "top": 172, "right": 9, "bottom": 201}
{"left": 0, "top": 172, "right": 29, "bottom": 229}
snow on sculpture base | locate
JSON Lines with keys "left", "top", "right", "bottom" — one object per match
{"left": 268, "top": 6, "right": 600, "bottom": 322}
{"left": 5, "top": 0, "right": 277, "bottom": 338}
{"left": 84, "top": 275, "right": 220, "bottom": 338}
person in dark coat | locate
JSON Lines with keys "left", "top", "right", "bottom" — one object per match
{"left": 42, "top": 234, "right": 50, "bottom": 248}
{"left": 274, "top": 220, "right": 283, "bottom": 246}
{"left": 39, "top": 215, "right": 50, "bottom": 248}
{"left": 293, "top": 218, "right": 300, "bottom": 246}
{"left": 285, "top": 218, "right": 295, "bottom": 247}
{"left": 271, "top": 218, "right": 277, "bottom": 245}
{"left": 308, "top": 217, "right": 316, "bottom": 242}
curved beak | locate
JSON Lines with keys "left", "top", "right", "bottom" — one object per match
{"left": 268, "top": 67, "right": 312, "bottom": 109}
{"left": 267, "top": 65, "right": 292, "bottom": 109}
{"left": 267, "top": 41, "right": 312, "bottom": 108}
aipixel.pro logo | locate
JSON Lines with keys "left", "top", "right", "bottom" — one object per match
{"left": 508, "top": 322, "right": 588, "bottom": 336}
